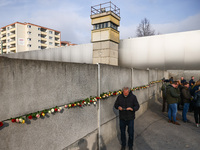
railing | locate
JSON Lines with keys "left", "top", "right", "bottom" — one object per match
{"left": 91, "top": 1, "right": 120, "bottom": 17}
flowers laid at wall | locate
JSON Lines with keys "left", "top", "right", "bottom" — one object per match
{"left": 0, "top": 80, "right": 162, "bottom": 128}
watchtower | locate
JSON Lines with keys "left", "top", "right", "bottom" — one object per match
{"left": 91, "top": 2, "right": 120, "bottom": 66}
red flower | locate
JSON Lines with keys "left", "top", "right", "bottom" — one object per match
{"left": 79, "top": 104, "right": 82, "bottom": 107}
{"left": 82, "top": 101, "right": 85, "bottom": 103}
{"left": 72, "top": 104, "right": 74, "bottom": 107}
{"left": 11, "top": 119, "right": 16, "bottom": 123}
{"left": 28, "top": 115, "right": 32, "bottom": 120}
{"left": 96, "top": 97, "right": 100, "bottom": 100}
{"left": 0, "top": 122, "right": 3, "bottom": 127}
{"left": 54, "top": 108, "right": 58, "bottom": 112}
{"left": 90, "top": 100, "right": 93, "bottom": 103}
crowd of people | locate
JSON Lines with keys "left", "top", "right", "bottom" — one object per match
{"left": 161, "top": 76, "right": 200, "bottom": 127}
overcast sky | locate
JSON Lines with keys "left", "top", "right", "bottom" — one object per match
{"left": 0, "top": 0, "right": 200, "bottom": 44}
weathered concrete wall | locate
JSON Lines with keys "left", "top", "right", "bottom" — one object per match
{"left": 168, "top": 70, "right": 200, "bottom": 81}
{"left": 0, "top": 57, "right": 168, "bottom": 150}
{"left": 5, "top": 43, "right": 93, "bottom": 64}
{"left": 0, "top": 57, "right": 98, "bottom": 150}
{"left": 119, "top": 30, "right": 200, "bottom": 70}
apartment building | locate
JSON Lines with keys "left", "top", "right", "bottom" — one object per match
{"left": 0, "top": 22, "right": 61, "bottom": 54}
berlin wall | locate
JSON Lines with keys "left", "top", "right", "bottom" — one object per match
{"left": 0, "top": 57, "right": 168, "bottom": 150}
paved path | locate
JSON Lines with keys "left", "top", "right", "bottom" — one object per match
{"left": 106, "top": 100, "right": 200, "bottom": 150}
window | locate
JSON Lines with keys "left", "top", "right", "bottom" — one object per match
{"left": 49, "top": 36, "right": 53, "bottom": 40}
{"left": 7, "top": 27, "right": 10, "bottom": 30}
{"left": 38, "top": 28, "right": 41, "bottom": 31}
{"left": 38, "top": 46, "right": 41, "bottom": 49}
{"left": 49, "top": 42, "right": 53, "bottom": 45}
{"left": 27, "top": 38, "right": 31, "bottom": 41}
{"left": 27, "top": 31, "right": 31, "bottom": 34}
{"left": 27, "top": 25, "right": 31, "bottom": 28}
{"left": 38, "top": 34, "right": 41, "bottom": 37}
{"left": 7, "top": 39, "right": 10, "bottom": 42}
{"left": 38, "top": 40, "right": 41, "bottom": 43}
{"left": 27, "top": 44, "right": 31, "bottom": 47}
{"left": 49, "top": 31, "right": 53, "bottom": 34}
{"left": 7, "top": 33, "right": 10, "bottom": 36}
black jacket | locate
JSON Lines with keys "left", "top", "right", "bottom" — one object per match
{"left": 194, "top": 91, "right": 200, "bottom": 107}
{"left": 114, "top": 91, "right": 140, "bottom": 120}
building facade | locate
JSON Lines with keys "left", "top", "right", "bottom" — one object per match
{"left": 0, "top": 22, "right": 61, "bottom": 54}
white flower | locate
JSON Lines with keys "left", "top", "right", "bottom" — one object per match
{"left": 16, "top": 118, "right": 19, "bottom": 123}
{"left": 36, "top": 114, "right": 40, "bottom": 118}
{"left": 48, "top": 110, "right": 52, "bottom": 114}
{"left": 51, "top": 108, "right": 54, "bottom": 113}
{"left": 94, "top": 102, "right": 96, "bottom": 105}
{"left": 58, "top": 109, "right": 61, "bottom": 112}
{"left": 59, "top": 107, "right": 62, "bottom": 110}
{"left": 19, "top": 118, "right": 23, "bottom": 123}
{"left": 88, "top": 102, "right": 90, "bottom": 105}
{"left": 84, "top": 102, "right": 86, "bottom": 105}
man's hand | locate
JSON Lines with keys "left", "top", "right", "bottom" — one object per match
{"left": 118, "top": 106, "right": 123, "bottom": 111}
{"left": 126, "top": 107, "right": 133, "bottom": 111}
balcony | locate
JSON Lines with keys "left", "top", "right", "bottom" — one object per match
{"left": 10, "top": 47, "right": 16, "bottom": 52}
{"left": 55, "top": 40, "right": 60, "bottom": 44}
{"left": 41, "top": 43, "right": 47, "bottom": 47}
{"left": 55, "top": 34, "right": 60, "bottom": 38}
{"left": 1, "top": 36, "right": 6, "bottom": 40}
{"left": 10, "top": 27, "right": 16, "bottom": 32}
{"left": 41, "top": 31, "right": 47, "bottom": 36}
{"left": 10, "top": 33, "right": 16, "bottom": 38}
{"left": 1, "top": 30, "right": 6, "bottom": 35}
{"left": 10, "top": 40, "right": 16, "bottom": 45}
{"left": 3, "top": 42, "right": 7, "bottom": 46}
{"left": 41, "top": 37, "right": 47, "bottom": 41}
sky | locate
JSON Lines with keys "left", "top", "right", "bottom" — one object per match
{"left": 0, "top": 0, "right": 200, "bottom": 44}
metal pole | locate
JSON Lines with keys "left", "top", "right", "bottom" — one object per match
{"left": 97, "top": 63, "right": 101, "bottom": 150}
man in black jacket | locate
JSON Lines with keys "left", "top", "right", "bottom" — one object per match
{"left": 114, "top": 87, "right": 140, "bottom": 150}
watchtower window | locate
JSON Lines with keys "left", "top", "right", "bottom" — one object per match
{"left": 93, "top": 22, "right": 118, "bottom": 31}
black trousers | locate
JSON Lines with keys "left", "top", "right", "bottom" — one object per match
{"left": 194, "top": 107, "right": 200, "bottom": 124}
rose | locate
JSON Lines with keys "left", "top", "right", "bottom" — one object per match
{"left": 0, "top": 122, "right": 3, "bottom": 127}
{"left": 22, "top": 120, "right": 25, "bottom": 124}
{"left": 88, "top": 102, "right": 90, "bottom": 105}
{"left": 16, "top": 118, "right": 19, "bottom": 123}
{"left": 82, "top": 101, "right": 85, "bottom": 103}
{"left": 90, "top": 100, "right": 93, "bottom": 103}
{"left": 51, "top": 108, "right": 54, "bottom": 113}
{"left": 48, "top": 110, "right": 52, "bottom": 114}
{"left": 41, "top": 112, "right": 45, "bottom": 117}
{"left": 59, "top": 107, "right": 62, "bottom": 110}
{"left": 71, "top": 104, "right": 74, "bottom": 107}
{"left": 19, "top": 118, "right": 23, "bottom": 123}
{"left": 54, "top": 108, "right": 58, "bottom": 112}
{"left": 64, "top": 105, "right": 68, "bottom": 108}
{"left": 79, "top": 104, "right": 82, "bottom": 107}
{"left": 28, "top": 115, "right": 32, "bottom": 119}
{"left": 94, "top": 102, "right": 96, "bottom": 105}
{"left": 36, "top": 114, "right": 40, "bottom": 118}
{"left": 84, "top": 102, "right": 86, "bottom": 105}
{"left": 11, "top": 119, "right": 16, "bottom": 123}
{"left": 74, "top": 104, "right": 77, "bottom": 107}
{"left": 58, "top": 109, "right": 61, "bottom": 112}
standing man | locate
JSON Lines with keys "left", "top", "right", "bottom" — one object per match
{"left": 114, "top": 87, "right": 140, "bottom": 150}
{"left": 161, "top": 79, "right": 170, "bottom": 112}
{"left": 182, "top": 82, "right": 192, "bottom": 123}
{"left": 166, "top": 81, "right": 181, "bottom": 125}
{"left": 181, "top": 77, "right": 186, "bottom": 84}
{"left": 189, "top": 76, "right": 195, "bottom": 86}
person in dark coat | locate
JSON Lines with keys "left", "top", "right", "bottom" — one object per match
{"left": 161, "top": 79, "right": 170, "bottom": 112}
{"left": 194, "top": 87, "right": 200, "bottom": 127}
{"left": 114, "top": 87, "right": 140, "bottom": 150}
{"left": 181, "top": 77, "right": 186, "bottom": 84}
{"left": 189, "top": 76, "right": 195, "bottom": 86}
{"left": 166, "top": 81, "right": 181, "bottom": 125}
{"left": 181, "top": 82, "right": 192, "bottom": 123}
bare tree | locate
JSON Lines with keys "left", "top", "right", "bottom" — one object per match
{"left": 136, "top": 18, "right": 155, "bottom": 37}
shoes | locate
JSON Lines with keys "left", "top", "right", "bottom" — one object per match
{"left": 129, "top": 147, "right": 133, "bottom": 150}
{"left": 168, "top": 120, "right": 172, "bottom": 123}
{"left": 173, "top": 122, "right": 180, "bottom": 125}
{"left": 183, "top": 120, "right": 191, "bottom": 123}
{"left": 196, "top": 124, "right": 199, "bottom": 128}
{"left": 121, "top": 146, "right": 125, "bottom": 150}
